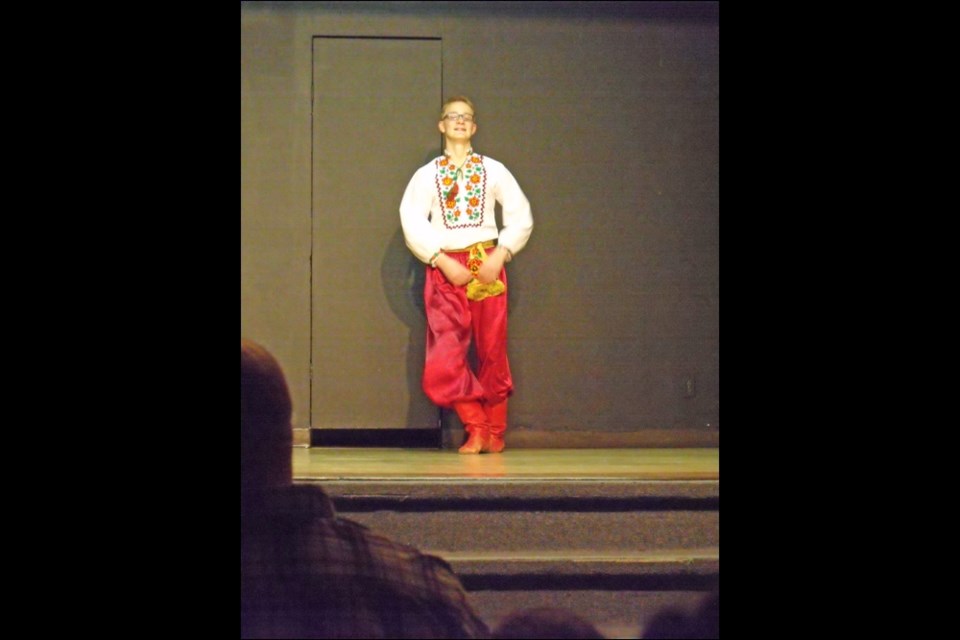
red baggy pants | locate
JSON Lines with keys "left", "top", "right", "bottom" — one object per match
{"left": 422, "top": 247, "right": 513, "bottom": 408}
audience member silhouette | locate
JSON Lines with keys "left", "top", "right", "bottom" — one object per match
{"left": 240, "top": 338, "right": 490, "bottom": 639}
{"left": 491, "top": 606, "right": 606, "bottom": 639}
{"left": 641, "top": 591, "right": 718, "bottom": 639}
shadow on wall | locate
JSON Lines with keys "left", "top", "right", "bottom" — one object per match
{"left": 380, "top": 226, "right": 434, "bottom": 430}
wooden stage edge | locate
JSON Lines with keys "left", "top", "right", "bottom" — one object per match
{"left": 293, "top": 428, "right": 719, "bottom": 449}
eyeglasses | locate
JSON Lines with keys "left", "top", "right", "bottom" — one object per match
{"left": 443, "top": 113, "right": 474, "bottom": 123}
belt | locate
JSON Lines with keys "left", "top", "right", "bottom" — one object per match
{"left": 444, "top": 240, "right": 497, "bottom": 254}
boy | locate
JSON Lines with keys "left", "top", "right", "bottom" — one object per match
{"left": 399, "top": 96, "right": 533, "bottom": 454}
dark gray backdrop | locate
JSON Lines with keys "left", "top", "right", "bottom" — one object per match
{"left": 241, "top": 2, "right": 719, "bottom": 443}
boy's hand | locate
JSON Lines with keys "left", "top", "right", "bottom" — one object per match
{"left": 436, "top": 254, "right": 474, "bottom": 286}
{"left": 476, "top": 248, "right": 508, "bottom": 284}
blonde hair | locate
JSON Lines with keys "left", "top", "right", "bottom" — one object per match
{"left": 440, "top": 95, "right": 477, "bottom": 122}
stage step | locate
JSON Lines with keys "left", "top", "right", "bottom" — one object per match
{"left": 320, "top": 480, "right": 717, "bottom": 551}
{"left": 315, "top": 479, "right": 719, "bottom": 637}
{"left": 447, "top": 549, "right": 718, "bottom": 639}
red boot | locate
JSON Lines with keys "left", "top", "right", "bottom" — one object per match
{"left": 482, "top": 400, "right": 507, "bottom": 453}
{"left": 454, "top": 401, "right": 489, "bottom": 454}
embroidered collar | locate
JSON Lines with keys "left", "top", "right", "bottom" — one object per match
{"left": 442, "top": 148, "right": 473, "bottom": 180}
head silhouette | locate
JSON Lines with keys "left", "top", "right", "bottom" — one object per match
{"left": 241, "top": 339, "right": 293, "bottom": 492}
{"left": 492, "top": 607, "right": 605, "bottom": 639}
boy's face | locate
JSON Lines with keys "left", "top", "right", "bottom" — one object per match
{"left": 438, "top": 101, "right": 477, "bottom": 142}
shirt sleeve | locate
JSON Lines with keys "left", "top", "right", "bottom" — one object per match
{"left": 399, "top": 165, "right": 444, "bottom": 264}
{"left": 492, "top": 164, "right": 533, "bottom": 257}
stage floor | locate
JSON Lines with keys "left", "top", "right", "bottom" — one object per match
{"left": 293, "top": 447, "right": 719, "bottom": 482}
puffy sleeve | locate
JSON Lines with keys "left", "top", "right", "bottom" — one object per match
{"left": 492, "top": 163, "right": 533, "bottom": 257}
{"left": 399, "top": 164, "right": 444, "bottom": 264}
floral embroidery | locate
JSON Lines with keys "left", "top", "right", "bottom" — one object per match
{"left": 435, "top": 152, "right": 486, "bottom": 229}
{"left": 467, "top": 243, "right": 487, "bottom": 275}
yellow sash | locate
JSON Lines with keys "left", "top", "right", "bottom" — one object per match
{"left": 463, "top": 242, "right": 506, "bottom": 301}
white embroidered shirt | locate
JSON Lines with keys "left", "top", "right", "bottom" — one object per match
{"left": 399, "top": 152, "right": 533, "bottom": 264}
